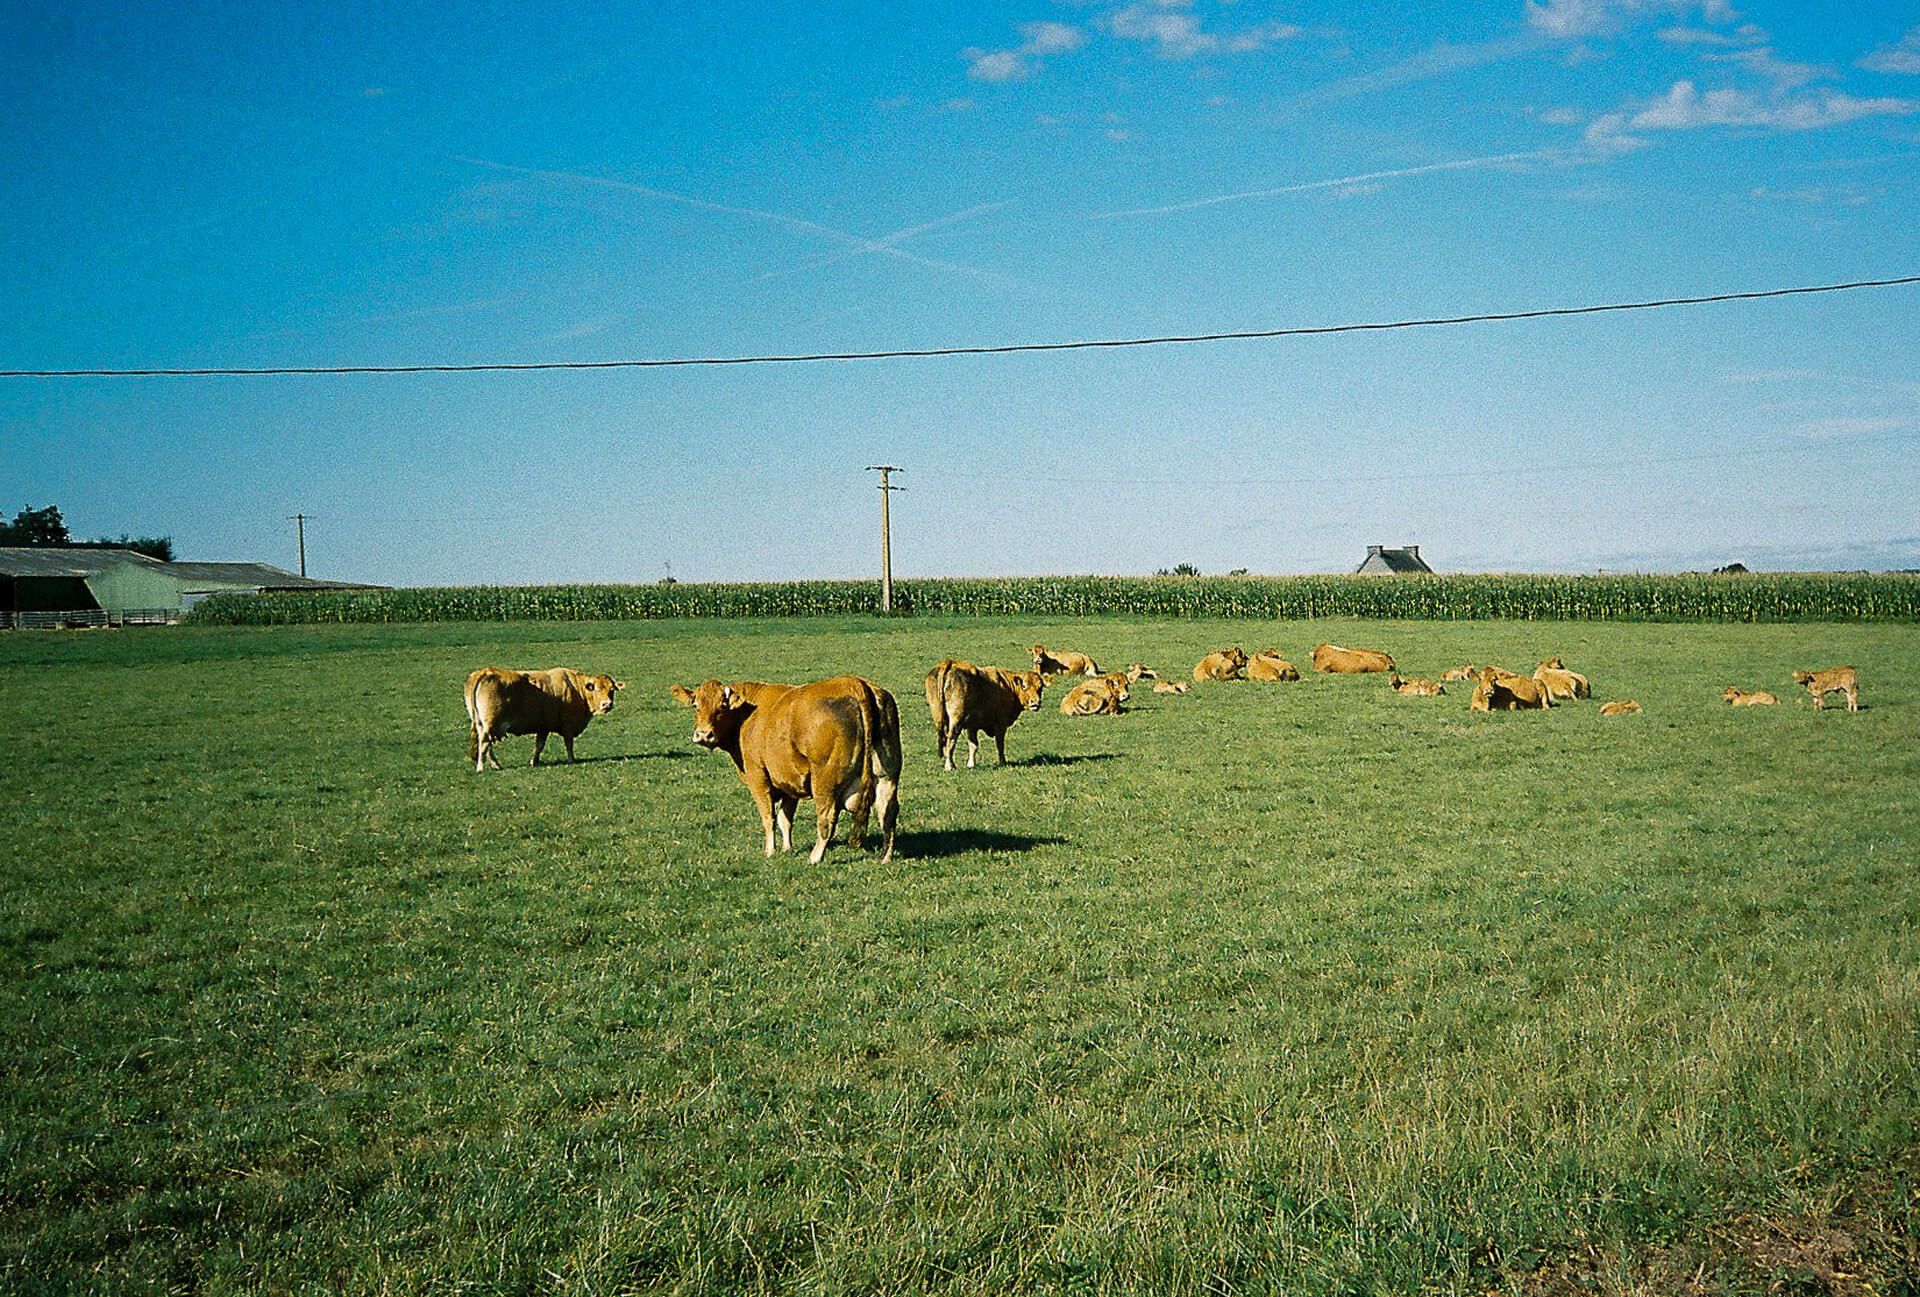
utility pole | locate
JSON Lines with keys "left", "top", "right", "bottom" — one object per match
{"left": 865, "top": 466, "right": 903, "bottom": 613}
{"left": 287, "top": 513, "right": 309, "bottom": 577}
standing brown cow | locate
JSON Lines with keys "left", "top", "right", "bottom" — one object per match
{"left": 465, "top": 667, "right": 624, "bottom": 771}
{"left": 677, "top": 675, "right": 902, "bottom": 864}
{"left": 925, "top": 659, "right": 1045, "bottom": 770}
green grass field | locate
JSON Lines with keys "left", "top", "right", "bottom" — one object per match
{"left": 3, "top": 617, "right": 1916, "bottom": 1294}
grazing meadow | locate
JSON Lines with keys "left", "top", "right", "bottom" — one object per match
{"left": 2, "top": 615, "right": 1916, "bottom": 1294}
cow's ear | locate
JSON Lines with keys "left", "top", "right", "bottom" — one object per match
{"left": 612, "top": 679, "right": 626, "bottom": 691}
{"left": 669, "top": 683, "right": 694, "bottom": 707}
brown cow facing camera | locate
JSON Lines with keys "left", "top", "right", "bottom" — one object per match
{"left": 465, "top": 667, "right": 624, "bottom": 771}
{"left": 675, "top": 675, "right": 902, "bottom": 864}
{"left": 1792, "top": 666, "right": 1859, "bottom": 711}
{"left": 925, "top": 659, "right": 1045, "bottom": 770}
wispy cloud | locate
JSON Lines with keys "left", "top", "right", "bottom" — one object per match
{"left": 1585, "top": 81, "right": 1920, "bottom": 150}
{"left": 1284, "top": 33, "right": 1542, "bottom": 108}
{"left": 1525, "top": 0, "right": 1734, "bottom": 41}
{"left": 1703, "top": 46, "right": 1828, "bottom": 91}
{"left": 456, "top": 157, "right": 1016, "bottom": 289}
{"left": 1091, "top": 151, "right": 1551, "bottom": 220}
{"left": 1750, "top": 184, "right": 1874, "bottom": 206}
{"left": 1105, "top": 1, "right": 1301, "bottom": 59}
{"left": 1657, "top": 23, "right": 1766, "bottom": 48}
{"left": 1860, "top": 26, "right": 1920, "bottom": 75}
{"left": 751, "top": 202, "right": 1011, "bottom": 284}
{"left": 963, "top": 20, "right": 1088, "bottom": 82}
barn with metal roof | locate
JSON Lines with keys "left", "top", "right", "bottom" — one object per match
{"left": 2, "top": 548, "right": 378, "bottom": 626}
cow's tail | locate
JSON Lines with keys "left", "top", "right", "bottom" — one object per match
{"left": 862, "top": 680, "right": 902, "bottom": 861}
{"left": 465, "top": 671, "right": 484, "bottom": 762}
{"left": 924, "top": 660, "right": 953, "bottom": 755}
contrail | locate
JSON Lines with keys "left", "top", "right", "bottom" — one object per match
{"left": 751, "top": 201, "right": 1011, "bottom": 284}
{"left": 457, "top": 157, "right": 1014, "bottom": 287}
{"left": 1091, "top": 151, "right": 1553, "bottom": 219}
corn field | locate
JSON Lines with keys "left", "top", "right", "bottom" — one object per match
{"left": 186, "top": 573, "right": 1920, "bottom": 625}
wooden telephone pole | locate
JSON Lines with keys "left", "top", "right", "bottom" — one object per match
{"left": 287, "top": 513, "right": 310, "bottom": 577}
{"left": 865, "top": 466, "right": 903, "bottom": 612}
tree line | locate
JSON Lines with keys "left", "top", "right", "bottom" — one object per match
{"left": 0, "top": 505, "right": 174, "bottom": 561}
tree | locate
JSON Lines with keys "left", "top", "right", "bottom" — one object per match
{"left": 90, "top": 534, "right": 175, "bottom": 561}
{"left": 0, "top": 505, "right": 70, "bottom": 546}
{"left": 1155, "top": 562, "right": 1202, "bottom": 577}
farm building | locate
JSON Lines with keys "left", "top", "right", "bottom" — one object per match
{"left": 1355, "top": 545, "right": 1434, "bottom": 575}
{"left": 1, "top": 547, "right": 376, "bottom": 626}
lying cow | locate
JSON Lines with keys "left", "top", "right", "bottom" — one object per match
{"left": 925, "top": 659, "right": 1044, "bottom": 770}
{"left": 1389, "top": 674, "right": 1445, "bottom": 697}
{"left": 1193, "top": 647, "right": 1249, "bottom": 682}
{"left": 1124, "top": 663, "right": 1158, "bottom": 681}
{"left": 1599, "top": 699, "right": 1641, "bottom": 717}
{"left": 465, "top": 667, "right": 624, "bottom": 771}
{"left": 1247, "top": 650, "right": 1301, "bottom": 682}
{"left": 1030, "top": 644, "right": 1099, "bottom": 679}
{"left": 1152, "top": 679, "right": 1192, "bottom": 695}
{"left": 1312, "top": 643, "right": 1396, "bottom": 674}
{"left": 1792, "top": 666, "right": 1859, "bottom": 711}
{"left": 1469, "top": 666, "right": 1552, "bottom": 711}
{"left": 1722, "top": 687, "right": 1778, "bottom": 707}
{"left": 1060, "top": 675, "right": 1128, "bottom": 715}
{"left": 1440, "top": 664, "right": 1479, "bottom": 683}
{"left": 1534, "top": 657, "right": 1592, "bottom": 702}
{"left": 676, "top": 675, "right": 901, "bottom": 863}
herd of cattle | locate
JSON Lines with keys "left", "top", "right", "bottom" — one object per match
{"left": 461, "top": 646, "right": 1861, "bottom": 863}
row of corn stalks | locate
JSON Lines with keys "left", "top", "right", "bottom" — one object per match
{"left": 186, "top": 573, "right": 1920, "bottom": 625}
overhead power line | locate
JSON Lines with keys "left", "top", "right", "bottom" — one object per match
{"left": 2, "top": 275, "right": 1915, "bottom": 380}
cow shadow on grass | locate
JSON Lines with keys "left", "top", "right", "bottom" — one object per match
{"left": 570, "top": 750, "right": 694, "bottom": 764}
{"left": 1011, "top": 752, "right": 1119, "bottom": 768}
{"left": 893, "top": 828, "right": 1067, "bottom": 859}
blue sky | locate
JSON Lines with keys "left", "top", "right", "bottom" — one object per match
{"left": 4, "top": 0, "right": 1918, "bottom": 583}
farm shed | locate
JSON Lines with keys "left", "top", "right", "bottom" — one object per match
{"left": 0, "top": 547, "right": 177, "bottom": 620}
{"left": 2, "top": 548, "right": 378, "bottom": 626}
{"left": 1355, "top": 545, "right": 1435, "bottom": 575}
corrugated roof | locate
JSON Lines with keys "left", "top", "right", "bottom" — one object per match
{"left": 163, "top": 562, "right": 379, "bottom": 591}
{"left": 0, "top": 547, "right": 169, "bottom": 578}
{"left": 1355, "top": 546, "right": 1435, "bottom": 575}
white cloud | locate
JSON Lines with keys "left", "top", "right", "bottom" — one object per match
{"left": 1750, "top": 185, "right": 1873, "bottom": 206}
{"left": 1860, "top": 26, "right": 1920, "bottom": 75}
{"left": 1585, "top": 79, "right": 1920, "bottom": 148}
{"left": 962, "top": 20, "right": 1088, "bottom": 81}
{"left": 1106, "top": 1, "right": 1300, "bottom": 59}
{"left": 1526, "top": 0, "right": 1733, "bottom": 40}
{"left": 1657, "top": 23, "right": 1766, "bottom": 47}
{"left": 1704, "top": 46, "right": 1827, "bottom": 90}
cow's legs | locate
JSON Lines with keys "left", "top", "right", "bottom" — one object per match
{"left": 774, "top": 797, "right": 797, "bottom": 853}
{"left": 872, "top": 774, "right": 899, "bottom": 864}
{"left": 473, "top": 723, "right": 488, "bottom": 773}
{"left": 1847, "top": 685, "right": 1859, "bottom": 712}
{"left": 939, "top": 728, "right": 956, "bottom": 772}
{"left": 846, "top": 782, "right": 873, "bottom": 848}
{"left": 743, "top": 772, "right": 778, "bottom": 857}
{"left": 562, "top": 734, "right": 577, "bottom": 761}
{"left": 809, "top": 777, "right": 844, "bottom": 865}
{"left": 531, "top": 732, "right": 548, "bottom": 766}
{"left": 994, "top": 729, "right": 1008, "bottom": 765}
{"left": 964, "top": 728, "right": 980, "bottom": 769}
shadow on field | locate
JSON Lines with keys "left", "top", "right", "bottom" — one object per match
{"left": 896, "top": 828, "right": 1066, "bottom": 859}
{"left": 1012, "top": 752, "right": 1119, "bottom": 767}
{"left": 572, "top": 750, "right": 694, "bottom": 764}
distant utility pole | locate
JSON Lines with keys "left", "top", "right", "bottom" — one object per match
{"left": 287, "top": 513, "right": 310, "bottom": 577}
{"left": 865, "top": 466, "right": 903, "bottom": 613}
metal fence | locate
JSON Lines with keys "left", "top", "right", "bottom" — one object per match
{"left": 4, "top": 609, "right": 178, "bottom": 630}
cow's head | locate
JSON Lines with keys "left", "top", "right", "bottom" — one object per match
{"left": 1100, "top": 674, "right": 1131, "bottom": 704}
{"left": 1790, "top": 670, "right": 1814, "bottom": 687}
{"left": 1010, "top": 670, "right": 1045, "bottom": 711}
{"left": 1226, "top": 646, "right": 1249, "bottom": 668}
{"left": 1539, "top": 657, "right": 1565, "bottom": 671}
{"left": 1028, "top": 644, "right": 1048, "bottom": 668}
{"left": 678, "top": 679, "right": 750, "bottom": 749}
{"left": 579, "top": 673, "right": 624, "bottom": 715}
{"left": 1125, "top": 663, "right": 1157, "bottom": 681}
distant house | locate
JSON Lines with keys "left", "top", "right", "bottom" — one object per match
{"left": 1, "top": 547, "right": 378, "bottom": 626}
{"left": 1354, "top": 545, "right": 1434, "bottom": 575}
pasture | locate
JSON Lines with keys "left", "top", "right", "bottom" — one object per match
{"left": 3, "top": 616, "right": 1916, "bottom": 1294}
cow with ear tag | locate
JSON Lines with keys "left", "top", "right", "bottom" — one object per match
{"left": 465, "top": 668, "right": 625, "bottom": 771}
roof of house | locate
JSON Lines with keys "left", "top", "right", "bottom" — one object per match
{"left": 0, "top": 547, "right": 169, "bottom": 578}
{"left": 1355, "top": 546, "right": 1435, "bottom": 575}
{"left": 161, "top": 561, "right": 376, "bottom": 590}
